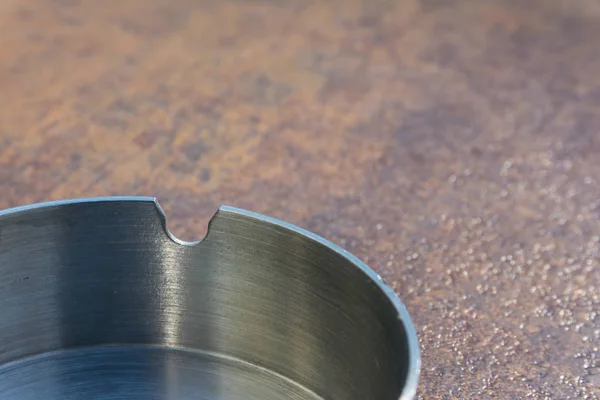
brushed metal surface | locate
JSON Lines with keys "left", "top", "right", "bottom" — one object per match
{"left": 0, "top": 197, "right": 419, "bottom": 400}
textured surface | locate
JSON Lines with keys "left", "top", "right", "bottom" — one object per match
{"left": 0, "top": 0, "right": 599, "bottom": 398}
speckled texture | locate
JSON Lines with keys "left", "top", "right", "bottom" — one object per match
{"left": 0, "top": 0, "right": 599, "bottom": 398}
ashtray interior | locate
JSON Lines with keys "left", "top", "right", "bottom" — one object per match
{"left": 0, "top": 198, "right": 419, "bottom": 400}
{"left": 0, "top": 346, "right": 324, "bottom": 399}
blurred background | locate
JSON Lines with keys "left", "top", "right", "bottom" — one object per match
{"left": 0, "top": 0, "right": 599, "bottom": 398}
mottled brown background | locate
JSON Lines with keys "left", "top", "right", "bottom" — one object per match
{"left": 1, "top": 0, "right": 599, "bottom": 398}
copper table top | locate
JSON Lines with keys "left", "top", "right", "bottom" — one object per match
{"left": 0, "top": 0, "right": 598, "bottom": 398}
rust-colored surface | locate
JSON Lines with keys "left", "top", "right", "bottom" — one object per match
{"left": 1, "top": 0, "right": 599, "bottom": 398}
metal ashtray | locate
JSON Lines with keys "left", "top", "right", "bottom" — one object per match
{"left": 0, "top": 197, "right": 419, "bottom": 399}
